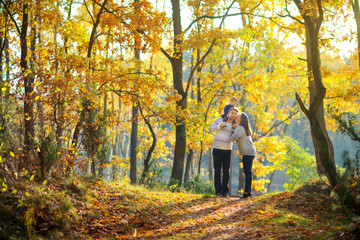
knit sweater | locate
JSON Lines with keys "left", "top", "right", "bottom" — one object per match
{"left": 230, "top": 125, "right": 256, "bottom": 156}
{"left": 209, "top": 117, "right": 233, "bottom": 150}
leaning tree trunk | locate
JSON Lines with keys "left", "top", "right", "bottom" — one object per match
{"left": 294, "top": 0, "right": 360, "bottom": 214}
{"left": 294, "top": 0, "right": 336, "bottom": 182}
{"left": 139, "top": 105, "right": 157, "bottom": 184}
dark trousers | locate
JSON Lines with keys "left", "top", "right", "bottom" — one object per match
{"left": 213, "top": 148, "right": 231, "bottom": 195}
{"left": 242, "top": 155, "right": 255, "bottom": 193}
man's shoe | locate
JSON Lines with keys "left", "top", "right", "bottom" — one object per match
{"left": 222, "top": 192, "right": 228, "bottom": 197}
{"left": 216, "top": 192, "right": 222, "bottom": 197}
{"left": 241, "top": 192, "right": 252, "bottom": 199}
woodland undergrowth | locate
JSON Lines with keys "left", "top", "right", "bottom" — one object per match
{"left": 0, "top": 176, "right": 359, "bottom": 240}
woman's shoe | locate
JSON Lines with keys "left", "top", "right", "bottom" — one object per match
{"left": 241, "top": 192, "right": 252, "bottom": 199}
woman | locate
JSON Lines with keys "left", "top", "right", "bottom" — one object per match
{"left": 230, "top": 113, "right": 256, "bottom": 198}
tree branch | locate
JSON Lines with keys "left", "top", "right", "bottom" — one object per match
{"left": 295, "top": 92, "right": 309, "bottom": 117}
{"left": 277, "top": 2, "right": 304, "bottom": 25}
{"left": 315, "top": 0, "right": 324, "bottom": 33}
{"left": 160, "top": 47, "right": 173, "bottom": 62}
{"left": 185, "top": 38, "right": 217, "bottom": 94}
{"left": 0, "top": 0, "right": 22, "bottom": 35}
{"left": 258, "top": 108, "right": 300, "bottom": 138}
{"left": 84, "top": 0, "right": 95, "bottom": 24}
{"left": 184, "top": 0, "right": 236, "bottom": 94}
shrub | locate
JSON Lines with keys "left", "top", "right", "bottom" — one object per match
{"left": 182, "top": 175, "right": 214, "bottom": 195}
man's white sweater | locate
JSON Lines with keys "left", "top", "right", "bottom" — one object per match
{"left": 209, "top": 117, "right": 233, "bottom": 150}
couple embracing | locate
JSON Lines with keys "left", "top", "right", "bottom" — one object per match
{"left": 209, "top": 97, "right": 256, "bottom": 198}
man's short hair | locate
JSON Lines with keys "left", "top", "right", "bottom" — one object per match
{"left": 228, "top": 107, "right": 239, "bottom": 113}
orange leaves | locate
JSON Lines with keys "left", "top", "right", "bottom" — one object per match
{"left": 4, "top": 176, "right": 351, "bottom": 239}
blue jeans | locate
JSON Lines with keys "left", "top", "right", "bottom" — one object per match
{"left": 213, "top": 148, "right": 231, "bottom": 196}
{"left": 242, "top": 155, "right": 255, "bottom": 193}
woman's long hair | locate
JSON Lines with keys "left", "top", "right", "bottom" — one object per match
{"left": 240, "top": 113, "right": 252, "bottom": 136}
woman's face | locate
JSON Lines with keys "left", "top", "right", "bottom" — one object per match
{"left": 235, "top": 114, "right": 241, "bottom": 124}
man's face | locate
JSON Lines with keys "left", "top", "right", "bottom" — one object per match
{"left": 227, "top": 110, "right": 238, "bottom": 121}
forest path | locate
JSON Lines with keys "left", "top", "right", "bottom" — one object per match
{"left": 69, "top": 181, "right": 345, "bottom": 239}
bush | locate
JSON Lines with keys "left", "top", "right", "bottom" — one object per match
{"left": 182, "top": 175, "right": 214, "bottom": 195}
{"left": 36, "top": 132, "right": 61, "bottom": 180}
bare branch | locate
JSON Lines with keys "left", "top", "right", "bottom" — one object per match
{"left": 277, "top": 2, "right": 304, "bottom": 24}
{"left": 295, "top": 92, "right": 309, "bottom": 117}
{"left": 258, "top": 107, "right": 300, "bottom": 138}
{"left": 84, "top": 0, "right": 95, "bottom": 24}
{"left": 183, "top": 12, "right": 242, "bottom": 34}
{"left": 0, "top": 0, "right": 22, "bottom": 35}
{"left": 185, "top": 38, "right": 217, "bottom": 94}
{"left": 160, "top": 47, "right": 172, "bottom": 61}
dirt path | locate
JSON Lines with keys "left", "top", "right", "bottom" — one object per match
{"left": 1, "top": 177, "right": 354, "bottom": 239}
{"left": 70, "top": 184, "right": 345, "bottom": 240}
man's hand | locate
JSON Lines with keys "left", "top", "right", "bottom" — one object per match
{"left": 219, "top": 122, "right": 226, "bottom": 128}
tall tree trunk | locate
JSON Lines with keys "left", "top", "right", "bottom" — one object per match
{"left": 130, "top": 103, "right": 138, "bottom": 184}
{"left": 130, "top": 0, "right": 140, "bottom": 185}
{"left": 351, "top": 0, "right": 360, "bottom": 69}
{"left": 184, "top": 50, "right": 195, "bottom": 182}
{"left": 196, "top": 47, "right": 204, "bottom": 175}
{"left": 169, "top": 0, "right": 187, "bottom": 185}
{"left": 21, "top": 2, "right": 35, "bottom": 164}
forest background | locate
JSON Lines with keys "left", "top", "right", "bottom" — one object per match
{"left": 0, "top": 0, "right": 360, "bottom": 199}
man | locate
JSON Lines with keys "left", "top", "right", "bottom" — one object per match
{"left": 209, "top": 107, "right": 239, "bottom": 197}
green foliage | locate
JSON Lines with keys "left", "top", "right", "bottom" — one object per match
{"left": 167, "top": 178, "right": 180, "bottom": 192}
{"left": 0, "top": 193, "right": 28, "bottom": 239}
{"left": 36, "top": 132, "right": 61, "bottom": 180}
{"left": 0, "top": 91, "right": 15, "bottom": 154}
{"left": 182, "top": 175, "right": 215, "bottom": 195}
{"left": 140, "top": 161, "right": 165, "bottom": 190}
{"left": 282, "top": 136, "right": 318, "bottom": 191}
{"left": 80, "top": 90, "right": 110, "bottom": 176}
{"left": 24, "top": 207, "right": 35, "bottom": 237}
{"left": 63, "top": 175, "right": 87, "bottom": 196}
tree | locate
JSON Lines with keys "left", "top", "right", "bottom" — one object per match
{"left": 351, "top": 0, "right": 360, "bottom": 69}
{"left": 162, "top": 0, "right": 237, "bottom": 185}
{"left": 292, "top": 0, "right": 359, "bottom": 213}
